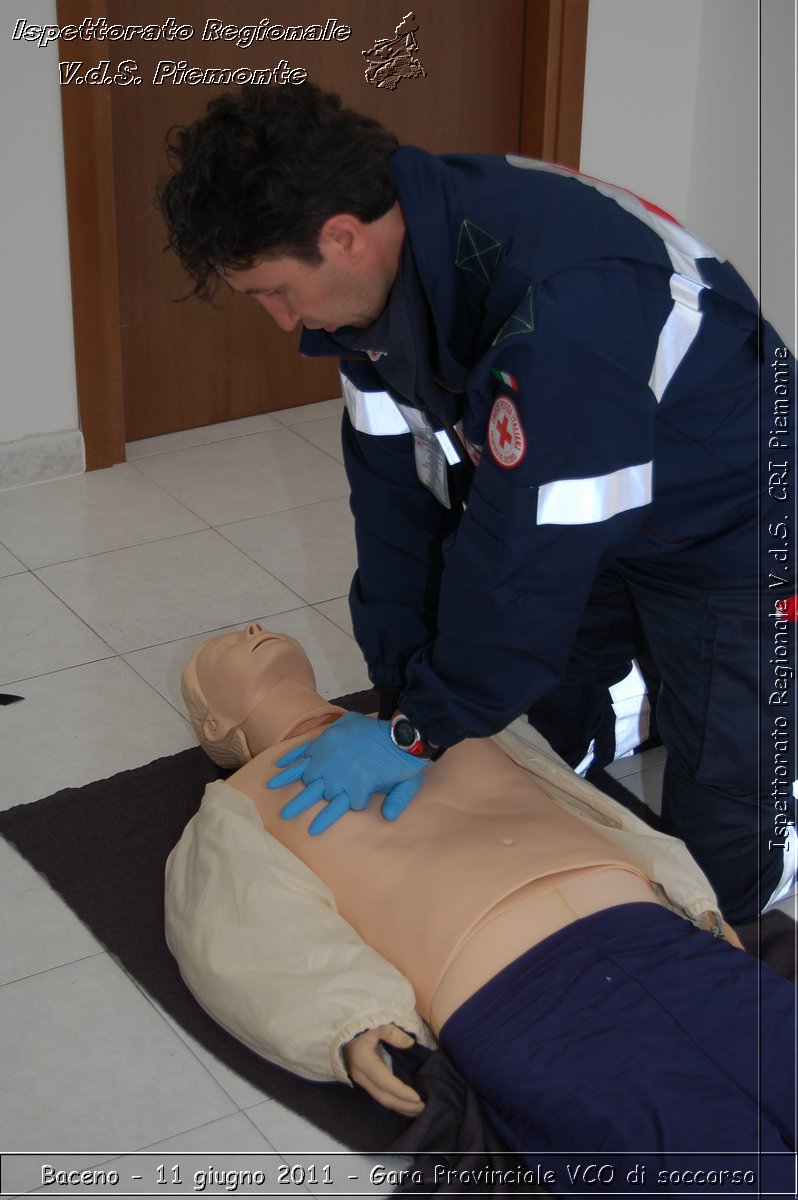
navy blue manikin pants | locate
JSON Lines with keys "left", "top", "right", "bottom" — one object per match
{"left": 439, "top": 904, "right": 796, "bottom": 1199}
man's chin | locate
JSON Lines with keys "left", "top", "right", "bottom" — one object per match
{"left": 302, "top": 321, "right": 349, "bottom": 334}
{"left": 303, "top": 314, "right": 379, "bottom": 334}
{"left": 339, "top": 315, "right": 379, "bottom": 332}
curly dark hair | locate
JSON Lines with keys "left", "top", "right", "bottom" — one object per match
{"left": 157, "top": 82, "right": 399, "bottom": 299}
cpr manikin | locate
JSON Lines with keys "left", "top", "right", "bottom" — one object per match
{"left": 166, "top": 623, "right": 795, "bottom": 1183}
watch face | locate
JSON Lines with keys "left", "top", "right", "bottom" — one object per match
{"left": 392, "top": 717, "right": 418, "bottom": 749}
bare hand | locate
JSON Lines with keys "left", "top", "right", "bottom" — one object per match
{"left": 343, "top": 1024, "right": 425, "bottom": 1117}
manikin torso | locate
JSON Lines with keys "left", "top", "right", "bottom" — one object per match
{"left": 227, "top": 720, "right": 659, "bottom": 1030}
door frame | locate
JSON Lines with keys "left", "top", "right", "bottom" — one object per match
{"left": 58, "top": 0, "right": 589, "bottom": 470}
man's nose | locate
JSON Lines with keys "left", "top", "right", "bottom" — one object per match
{"left": 256, "top": 295, "right": 300, "bottom": 332}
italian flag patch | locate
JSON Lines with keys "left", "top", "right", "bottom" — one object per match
{"left": 491, "top": 368, "right": 519, "bottom": 392}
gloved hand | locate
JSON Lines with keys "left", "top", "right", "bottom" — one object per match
{"left": 267, "top": 711, "right": 430, "bottom": 834}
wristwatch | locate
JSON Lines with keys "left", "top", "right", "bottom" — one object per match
{"left": 389, "top": 712, "right": 444, "bottom": 761}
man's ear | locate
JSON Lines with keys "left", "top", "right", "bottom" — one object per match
{"left": 319, "top": 214, "right": 367, "bottom": 261}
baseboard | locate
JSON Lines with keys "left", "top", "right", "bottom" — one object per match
{"left": 0, "top": 430, "right": 85, "bottom": 491}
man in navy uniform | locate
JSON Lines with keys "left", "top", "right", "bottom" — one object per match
{"left": 158, "top": 83, "right": 796, "bottom": 926}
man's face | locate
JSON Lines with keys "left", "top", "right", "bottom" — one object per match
{"left": 222, "top": 245, "right": 392, "bottom": 335}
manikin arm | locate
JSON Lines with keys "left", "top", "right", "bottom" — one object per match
{"left": 165, "top": 781, "right": 433, "bottom": 1097}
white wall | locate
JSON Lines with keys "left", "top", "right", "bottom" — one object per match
{"left": 0, "top": 0, "right": 81, "bottom": 487}
{"left": 580, "top": 0, "right": 704, "bottom": 224}
{"left": 685, "top": 0, "right": 759, "bottom": 286}
{"left": 581, "top": 0, "right": 795, "bottom": 350}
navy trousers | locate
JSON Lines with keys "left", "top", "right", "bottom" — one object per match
{"left": 528, "top": 556, "right": 795, "bottom": 925}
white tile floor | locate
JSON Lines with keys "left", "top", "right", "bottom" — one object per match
{"left": 0, "top": 399, "right": 414, "bottom": 1197}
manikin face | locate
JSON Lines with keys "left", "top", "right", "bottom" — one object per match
{"left": 196, "top": 622, "right": 316, "bottom": 737}
{"left": 221, "top": 215, "right": 397, "bottom": 334}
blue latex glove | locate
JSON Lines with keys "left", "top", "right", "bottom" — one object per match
{"left": 267, "top": 711, "right": 430, "bottom": 835}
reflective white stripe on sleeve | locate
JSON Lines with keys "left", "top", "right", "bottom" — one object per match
{"left": 341, "top": 374, "right": 410, "bottom": 435}
{"left": 648, "top": 260, "right": 706, "bottom": 403}
{"left": 506, "top": 156, "right": 714, "bottom": 406}
{"left": 537, "top": 461, "right": 652, "bottom": 526}
{"left": 504, "top": 155, "right": 723, "bottom": 264}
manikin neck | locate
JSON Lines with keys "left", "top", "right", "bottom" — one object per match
{"left": 239, "top": 678, "right": 344, "bottom": 759}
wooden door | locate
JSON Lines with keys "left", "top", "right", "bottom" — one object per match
{"left": 58, "top": 0, "right": 588, "bottom": 465}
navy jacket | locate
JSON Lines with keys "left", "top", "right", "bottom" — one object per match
{"left": 301, "top": 147, "right": 784, "bottom": 748}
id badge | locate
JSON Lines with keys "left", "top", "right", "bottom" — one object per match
{"left": 395, "top": 402, "right": 461, "bottom": 509}
{"left": 413, "top": 431, "right": 451, "bottom": 507}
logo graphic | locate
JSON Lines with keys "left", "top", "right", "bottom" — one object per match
{"left": 488, "top": 396, "right": 526, "bottom": 468}
{"left": 362, "top": 11, "right": 426, "bottom": 90}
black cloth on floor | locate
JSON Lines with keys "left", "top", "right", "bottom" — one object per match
{"left": 736, "top": 909, "right": 797, "bottom": 983}
{"left": 387, "top": 1042, "right": 538, "bottom": 1196}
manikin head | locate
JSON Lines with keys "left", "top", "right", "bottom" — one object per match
{"left": 157, "top": 81, "right": 404, "bottom": 330}
{"left": 181, "top": 622, "right": 327, "bottom": 768}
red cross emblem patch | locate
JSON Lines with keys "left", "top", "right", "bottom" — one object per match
{"left": 488, "top": 395, "right": 526, "bottom": 468}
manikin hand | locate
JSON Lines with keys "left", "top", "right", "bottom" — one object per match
{"left": 343, "top": 1024, "right": 425, "bottom": 1117}
{"left": 268, "top": 712, "right": 430, "bottom": 834}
